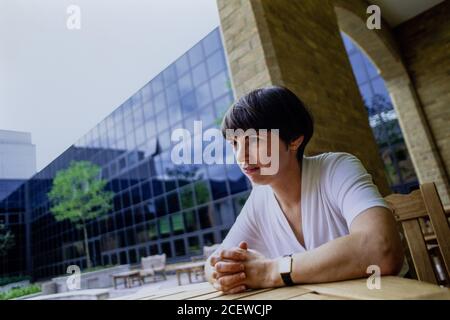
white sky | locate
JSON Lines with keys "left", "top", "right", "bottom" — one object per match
{"left": 0, "top": 0, "right": 220, "bottom": 172}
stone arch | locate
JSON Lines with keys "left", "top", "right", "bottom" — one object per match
{"left": 333, "top": 0, "right": 449, "bottom": 205}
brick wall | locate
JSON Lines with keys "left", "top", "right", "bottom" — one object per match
{"left": 395, "top": 1, "right": 450, "bottom": 190}
{"left": 217, "top": 0, "right": 391, "bottom": 196}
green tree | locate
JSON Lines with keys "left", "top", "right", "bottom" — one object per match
{"left": 48, "top": 161, "right": 113, "bottom": 269}
{"left": 0, "top": 223, "right": 15, "bottom": 257}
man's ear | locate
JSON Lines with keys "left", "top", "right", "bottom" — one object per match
{"left": 289, "top": 135, "right": 304, "bottom": 151}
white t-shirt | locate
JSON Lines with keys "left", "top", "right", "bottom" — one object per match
{"left": 220, "top": 152, "right": 392, "bottom": 258}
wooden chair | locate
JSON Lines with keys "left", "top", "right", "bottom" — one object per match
{"left": 385, "top": 182, "right": 450, "bottom": 286}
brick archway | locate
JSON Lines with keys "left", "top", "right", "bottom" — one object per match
{"left": 333, "top": 0, "right": 450, "bottom": 205}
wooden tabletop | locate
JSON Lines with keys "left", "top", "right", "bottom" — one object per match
{"left": 117, "top": 276, "right": 450, "bottom": 300}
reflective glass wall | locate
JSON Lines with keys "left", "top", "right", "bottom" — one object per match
{"left": 0, "top": 28, "right": 251, "bottom": 279}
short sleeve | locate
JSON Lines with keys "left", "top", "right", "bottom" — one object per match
{"left": 218, "top": 189, "right": 263, "bottom": 252}
{"left": 325, "top": 152, "right": 391, "bottom": 228}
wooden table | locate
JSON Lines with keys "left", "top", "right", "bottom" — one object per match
{"left": 165, "top": 261, "right": 206, "bottom": 286}
{"left": 119, "top": 276, "right": 450, "bottom": 300}
{"left": 111, "top": 270, "right": 143, "bottom": 289}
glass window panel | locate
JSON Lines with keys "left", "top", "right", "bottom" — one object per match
{"left": 198, "top": 205, "right": 215, "bottom": 229}
{"left": 135, "top": 125, "right": 146, "bottom": 147}
{"left": 188, "top": 42, "right": 204, "bottom": 67}
{"left": 156, "top": 110, "right": 169, "bottom": 133}
{"left": 174, "top": 238, "right": 186, "bottom": 256}
{"left": 133, "top": 107, "right": 144, "bottom": 128}
{"left": 194, "top": 180, "right": 211, "bottom": 205}
{"left": 147, "top": 221, "right": 158, "bottom": 240}
{"left": 203, "top": 30, "right": 221, "bottom": 56}
{"left": 215, "top": 199, "right": 234, "bottom": 227}
{"left": 214, "top": 93, "right": 233, "bottom": 119}
{"left": 203, "top": 232, "right": 215, "bottom": 246}
{"left": 349, "top": 53, "right": 368, "bottom": 85}
{"left": 168, "top": 101, "right": 182, "bottom": 126}
{"left": 192, "top": 62, "right": 208, "bottom": 87}
{"left": 175, "top": 53, "right": 190, "bottom": 77}
{"left": 171, "top": 212, "right": 184, "bottom": 235}
{"left": 359, "top": 83, "right": 373, "bottom": 109}
{"left": 207, "top": 50, "right": 225, "bottom": 77}
{"left": 155, "top": 196, "right": 167, "bottom": 217}
{"left": 166, "top": 83, "right": 179, "bottom": 106}
{"left": 199, "top": 105, "right": 215, "bottom": 127}
{"left": 159, "top": 217, "right": 171, "bottom": 238}
{"left": 178, "top": 73, "right": 193, "bottom": 97}
{"left": 184, "top": 210, "right": 198, "bottom": 232}
{"left": 158, "top": 129, "right": 171, "bottom": 151}
{"left": 161, "top": 241, "right": 172, "bottom": 258}
{"left": 181, "top": 91, "right": 197, "bottom": 115}
{"left": 210, "top": 71, "right": 230, "bottom": 100}
{"left": 152, "top": 74, "right": 164, "bottom": 94}
{"left": 179, "top": 185, "right": 195, "bottom": 210}
{"left": 144, "top": 118, "right": 156, "bottom": 138}
{"left": 187, "top": 236, "right": 201, "bottom": 254}
{"left": 195, "top": 82, "right": 212, "bottom": 108}
{"left": 163, "top": 65, "right": 177, "bottom": 87}
{"left": 166, "top": 192, "right": 180, "bottom": 214}
{"left": 141, "top": 83, "right": 152, "bottom": 103}
{"left": 154, "top": 91, "right": 166, "bottom": 114}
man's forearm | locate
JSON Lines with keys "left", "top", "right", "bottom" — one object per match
{"left": 285, "top": 232, "right": 403, "bottom": 285}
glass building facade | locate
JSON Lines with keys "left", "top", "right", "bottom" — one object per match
{"left": 341, "top": 33, "right": 419, "bottom": 194}
{"left": 0, "top": 28, "right": 251, "bottom": 279}
{"left": 1, "top": 28, "right": 421, "bottom": 280}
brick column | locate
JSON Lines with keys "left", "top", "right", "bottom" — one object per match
{"left": 217, "top": 0, "right": 391, "bottom": 195}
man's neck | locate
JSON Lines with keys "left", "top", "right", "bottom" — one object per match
{"left": 270, "top": 157, "right": 302, "bottom": 211}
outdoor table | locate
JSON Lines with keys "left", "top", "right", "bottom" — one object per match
{"left": 165, "top": 261, "right": 207, "bottom": 286}
{"left": 111, "top": 270, "right": 142, "bottom": 289}
{"left": 124, "top": 276, "right": 450, "bottom": 300}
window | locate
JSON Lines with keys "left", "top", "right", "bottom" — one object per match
{"left": 155, "top": 196, "right": 167, "bottom": 217}
{"left": 195, "top": 82, "right": 212, "bottom": 108}
{"left": 184, "top": 210, "right": 198, "bottom": 232}
{"left": 203, "top": 30, "right": 221, "bottom": 56}
{"left": 171, "top": 212, "right": 184, "bottom": 235}
{"left": 163, "top": 65, "right": 177, "bottom": 87}
{"left": 178, "top": 73, "right": 193, "bottom": 97}
{"left": 154, "top": 91, "right": 167, "bottom": 114}
{"left": 181, "top": 91, "right": 197, "bottom": 115}
{"left": 174, "top": 239, "right": 186, "bottom": 256}
{"left": 194, "top": 180, "right": 211, "bottom": 205}
{"left": 210, "top": 71, "right": 229, "bottom": 100}
{"left": 148, "top": 222, "right": 158, "bottom": 240}
{"left": 188, "top": 236, "right": 201, "bottom": 254}
{"left": 179, "top": 186, "right": 195, "bottom": 210}
{"left": 188, "top": 42, "right": 204, "bottom": 67}
{"left": 156, "top": 110, "right": 169, "bottom": 133}
{"left": 203, "top": 232, "right": 215, "bottom": 246}
{"left": 198, "top": 205, "right": 213, "bottom": 229}
{"left": 166, "top": 192, "right": 180, "bottom": 214}
{"left": 207, "top": 50, "right": 225, "bottom": 77}
{"left": 158, "top": 216, "right": 171, "bottom": 238}
{"left": 192, "top": 62, "right": 208, "bottom": 86}
{"left": 161, "top": 241, "right": 172, "bottom": 258}
{"left": 175, "top": 53, "right": 190, "bottom": 77}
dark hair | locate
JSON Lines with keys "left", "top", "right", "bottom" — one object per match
{"left": 221, "top": 85, "right": 314, "bottom": 161}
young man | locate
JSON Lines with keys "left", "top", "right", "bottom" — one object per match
{"left": 205, "top": 85, "right": 405, "bottom": 294}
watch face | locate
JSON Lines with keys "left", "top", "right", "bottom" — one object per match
{"left": 278, "top": 256, "right": 291, "bottom": 274}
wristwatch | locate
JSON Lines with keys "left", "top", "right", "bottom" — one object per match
{"left": 278, "top": 254, "right": 295, "bottom": 286}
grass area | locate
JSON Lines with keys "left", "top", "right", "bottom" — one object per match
{"left": 0, "top": 284, "right": 41, "bottom": 300}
